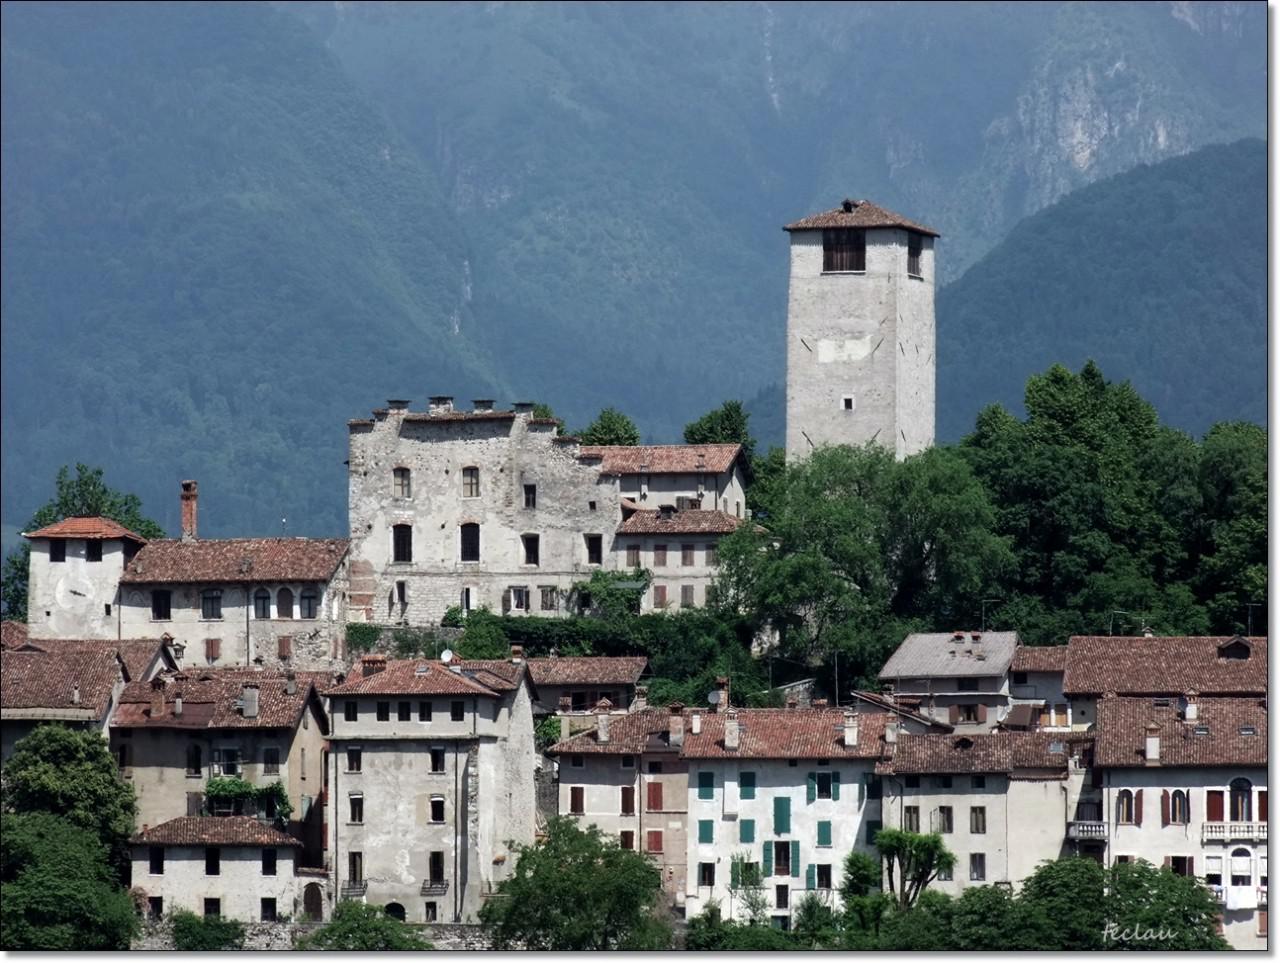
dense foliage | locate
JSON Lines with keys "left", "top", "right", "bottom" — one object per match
{"left": 295, "top": 901, "right": 432, "bottom": 951}
{"left": 170, "top": 911, "right": 246, "bottom": 951}
{"left": 1, "top": 464, "right": 165, "bottom": 619}
{"left": 684, "top": 400, "right": 756, "bottom": 467}
{"left": 0, "top": 812, "right": 138, "bottom": 950}
{"left": 202, "top": 777, "right": 293, "bottom": 822}
{"left": 478, "top": 816, "right": 670, "bottom": 950}
{"left": 576, "top": 407, "right": 641, "bottom": 447}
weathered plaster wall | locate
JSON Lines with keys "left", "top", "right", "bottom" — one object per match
{"left": 26, "top": 537, "right": 129, "bottom": 639}
{"left": 130, "top": 845, "right": 298, "bottom": 922}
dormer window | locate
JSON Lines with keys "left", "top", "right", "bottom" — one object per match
{"left": 822, "top": 229, "right": 866, "bottom": 273}
{"left": 1218, "top": 638, "right": 1251, "bottom": 661}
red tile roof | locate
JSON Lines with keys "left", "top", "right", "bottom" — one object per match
{"left": 848, "top": 690, "right": 953, "bottom": 731}
{"left": 113, "top": 669, "right": 322, "bottom": 730}
{"left": 23, "top": 516, "right": 148, "bottom": 543}
{"left": 1062, "top": 636, "right": 1267, "bottom": 696}
{"left": 321, "top": 660, "right": 502, "bottom": 698}
{"left": 681, "top": 709, "right": 890, "bottom": 760}
{"left": 885, "top": 731, "right": 1088, "bottom": 774}
{"left": 617, "top": 509, "right": 742, "bottom": 536}
{"left": 526, "top": 657, "right": 648, "bottom": 687}
{"left": 577, "top": 444, "right": 742, "bottom": 476}
{"left": 24, "top": 638, "right": 169, "bottom": 682}
{"left": 132, "top": 816, "right": 301, "bottom": 847}
{"left": 1, "top": 621, "right": 28, "bottom": 650}
{"left": 549, "top": 707, "right": 672, "bottom": 756}
{"left": 1, "top": 647, "right": 121, "bottom": 715}
{"left": 455, "top": 659, "right": 526, "bottom": 692}
{"left": 119, "top": 538, "right": 349, "bottom": 584}
{"left": 1094, "top": 696, "right": 1267, "bottom": 769}
{"left": 784, "top": 199, "right": 940, "bottom": 236}
{"left": 1012, "top": 645, "right": 1069, "bottom": 673}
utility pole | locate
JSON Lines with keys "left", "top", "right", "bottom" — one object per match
{"left": 1246, "top": 602, "right": 1263, "bottom": 637}
{"left": 1108, "top": 610, "right": 1131, "bottom": 636}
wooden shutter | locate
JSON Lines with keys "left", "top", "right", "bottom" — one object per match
{"left": 762, "top": 841, "right": 773, "bottom": 877}
{"left": 205, "top": 638, "right": 221, "bottom": 661}
{"left": 817, "top": 820, "right": 832, "bottom": 847}
{"left": 277, "top": 636, "right": 292, "bottom": 660}
{"left": 1188, "top": 856, "right": 1194, "bottom": 875}
{"left": 621, "top": 786, "right": 635, "bottom": 815}
{"left": 831, "top": 771, "right": 840, "bottom": 801}
{"left": 807, "top": 773, "right": 817, "bottom": 804}
{"left": 730, "top": 860, "right": 741, "bottom": 889}
{"left": 1260, "top": 790, "right": 1268, "bottom": 823}
{"left": 1161, "top": 789, "right": 1170, "bottom": 827}
{"left": 646, "top": 830, "right": 662, "bottom": 853}
{"left": 774, "top": 796, "right": 791, "bottom": 834}
{"left": 948, "top": 704, "right": 960, "bottom": 724}
{"left": 647, "top": 781, "right": 663, "bottom": 811}
{"left": 187, "top": 792, "right": 203, "bottom": 816}
{"left": 1207, "top": 790, "right": 1225, "bottom": 822}
{"left": 740, "top": 818, "right": 755, "bottom": 844}
{"left": 806, "top": 863, "right": 816, "bottom": 890}
{"left": 976, "top": 703, "right": 988, "bottom": 723}
{"left": 570, "top": 786, "right": 584, "bottom": 814}
{"left": 790, "top": 840, "right": 801, "bottom": 878}
{"left": 1134, "top": 789, "right": 1144, "bottom": 827}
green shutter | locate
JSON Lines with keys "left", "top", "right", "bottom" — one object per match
{"left": 832, "top": 771, "right": 841, "bottom": 801}
{"left": 740, "top": 818, "right": 755, "bottom": 844}
{"left": 740, "top": 772, "right": 756, "bottom": 800}
{"left": 699, "top": 819, "right": 714, "bottom": 844}
{"left": 698, "top": 771, "right": 714, "bottom": 800}
{"left": 807, "top": 772, "right": 817, "bottom": 804}
{"left": 791, "top": 840, "right": 801, "bottom": 878}
{"left": 817, "top": 820, "right": 832, "bottom": 847}
{"left": 806, "top": 863, "right": 816, "bottom": 890}
{"left": 866, "top": 820, "right": 882, "bottom": 846}
{"left": 763, "top": 841, "right": 773, "bottom": 877}
{"left": 774, "top": 796, "right": 791, "bottom": 835}
{"left": 731, "top": 860, "right": 741, "bottom": 890}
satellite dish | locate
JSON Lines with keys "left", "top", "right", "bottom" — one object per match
{"left": 707, "top": 690, "right": 723, "bottom": 706}
{"left": 440, "top": 649, "right": 454, "bottom": 664}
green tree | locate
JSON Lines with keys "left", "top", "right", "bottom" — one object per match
{"left": 0, "top": 812, "right": 138, "bottom": 950}
{"left": 3, "top": 724, "right": 138, "bottom": 877}
{"left": 875, "top": 890, "right": 955, "bottom": 950}
{"left": 577, "top": 407, "right": 641, "bottom": 446}
{"left": 295, "top": 900, "right": 432, "bottom": 950}
{"left": 478, "top": 816, "right": 670, "bottom": 950}
{"left": 683, "top": 399, "right": 756, "bottom": 466}
{"left": 875, "top": 829, "right": 955, "bottom": 910}
{"left": 170, "top": 911, "right": 246, "bottom": 951}
{"left": 791, "top": 893, "right": 841, "bottom": 948}
{"left": 1, "top": 463, "right": 166, "bottom": 620}
{"left": 1103, "top": 860, "right": 1228, "bottom": 950}
{"left": 532, "top": 402, "right": 566, "bottom": 435}
{"left": 1016, "top": 856, "right": 1106, "bottom": 950}
{"left": 949, "top": 884, "right": 1019, "bottom": 950}
{"left": 683, "top": 902, "right": 732, "bottom": 950}
{"left": 455, "top": 608, "right": 510, "bottom": 659}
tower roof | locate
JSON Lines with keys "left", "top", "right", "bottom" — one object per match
{"left": 784, "top": 198, "right": 940, "bottom": 237}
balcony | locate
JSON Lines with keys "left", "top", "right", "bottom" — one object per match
{"left": 1067, "top": 820, "right": 1108, "bottom": 840}
{"left": 420, "top": 879, "right": 450, "bottom": 897}
{"left": 340, "top": 880, "right": 368, "bottom": 898}
{"left": 1201, "top": 821, "right": 1267, "bottom": 843}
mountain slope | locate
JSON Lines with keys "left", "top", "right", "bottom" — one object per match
{"left": 1, "top": 1, "right": 501, "bottom": 536}
{"left": 937, "top": 138, "right": 1266, "bottom": 441}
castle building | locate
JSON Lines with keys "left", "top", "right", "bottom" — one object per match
{"left": 783, "top": 199, "right": 938, "bottom": 463}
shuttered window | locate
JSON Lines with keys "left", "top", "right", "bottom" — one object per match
{"left": 907, "top": 233, "right": 922, "bottom": 277}
{"left": 822, "top": 228, "right": 866, "bottom": 272}
{"left": 698, "top": 771, "right": 715, "bottom": 800}
{"left": 698, "top": 820, "right": 714, "bottom": 844}
{"left": 393, "top": 524, "right": 413, "bottom": 563}
{"left": 774, "top": 796, "right": 791, "bottom": 835}
{"left": 647, "top": 781, "right": 663, "bottom": 811}
{"left": 740, "top": 818, "right": 755, "bottom": 844}
{"left": 646, "top": 831, "right": 663, "bottom": 853}
{"left": 740, "top": 772, "right": 756, "bottom": 799}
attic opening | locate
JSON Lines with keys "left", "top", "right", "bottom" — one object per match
{"left": 1218, "top": 638, "right": 1251, "bottom": 661}
{"left": 953, "top": 737, "right": 974, "bottom": 750}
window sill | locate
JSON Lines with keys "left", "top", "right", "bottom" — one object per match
{"left": 908, "top": 273, "right": 924, "bottom": 281}
{"left": 199, "top": 619, "right": 225, "bottom": 623}
{"left": 821, "top": 270, "right": 866, "bottom": 276}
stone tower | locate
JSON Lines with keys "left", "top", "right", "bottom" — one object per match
{"left": 783, "top": 198, "right": 938, "bottom": 462}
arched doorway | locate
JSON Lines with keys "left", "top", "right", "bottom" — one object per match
{"left": 302, "top": 883, "right": 324, "bottom": 922}
{"left": 385, "top": 902, "right": 406, "bottom": 922}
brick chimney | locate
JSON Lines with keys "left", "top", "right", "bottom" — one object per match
{"left": 668, "top": 703, "right": 685, "bottom": 748}
{"left": 690, "top": 711, "right": 702, "bottom": 735}
{"left": 713, "top": 676, "right": 730, "bottom": 713}
{"left": 180, "top": 480, "right": 198, "bottom": 541}
{"left": 150, "top": 677, "right": 165, "bottom": 718}
{"left": 173, "top": 692, "right": 183, "bottom": 717}
{"left": 559, "top": 696, "right": 573, "bottom": 742}
{"left": 510, "top": 644, "right": 524, "bottom": 664}
{"left": 361, "top": 654, "right": 387, "bottom": 677}
{"left": 285, "top": 671, "right": 297, "bottom": 696}
{"left": 633, "top": 685, "right": 648, "bottom": 712}
{"left": 1184, "top": 690, "right": 1199, "bottom": 721}
{"left": 723, "top": 709, "right": 740, "bottom": 751}
{"left": 597, "top": 706, "right": 611, "bottom": 744}
{"left": 71, "top": 684, "right": 81, "bottom": 706}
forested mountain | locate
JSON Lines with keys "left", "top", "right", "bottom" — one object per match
{"left": 1, "top": 1, "right": 1265, "bottom": 538}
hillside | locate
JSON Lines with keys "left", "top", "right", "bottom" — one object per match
{"left": 937, "top": 138, "right": 1266, "bottom": 441}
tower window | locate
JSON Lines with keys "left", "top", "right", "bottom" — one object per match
{"left": 393, "top": 467, "right": 411, "bottom": 498}
{"left": 49, "top": 540, "right": 66, "bottom": 563}
{"left": 461, "top": 523, "right": 480, "bottom": 562}
{"left": 393, "top": 524, "right": 413, "bottom": 563}
{"left": 462, "top": 466, "right": 480, "bottom": 498}
{"left": 908, "top": 233, "right": 923, "bottom": 277}
{"left": 842, "top": 396, "right": 854, "bottom": 411}
{"left": 823, "top": 228, "right": 866, "bottom": 273}
{"left": 86, "top": 541, "right": 103, "bottom": 562}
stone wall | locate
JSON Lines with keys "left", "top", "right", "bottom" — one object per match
{"left": 133, "top": 919, "right": 296, "bottom": 951}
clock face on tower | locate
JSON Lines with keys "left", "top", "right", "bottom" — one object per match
{"left": 51, "top": 571, "right": 98, "bottom": 636}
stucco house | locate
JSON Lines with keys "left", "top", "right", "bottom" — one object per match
{"left": 878, "top": 631, "right": 1020, "bottom": 731}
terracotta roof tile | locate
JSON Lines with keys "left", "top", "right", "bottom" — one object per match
{"left": 784, "top": 199, "right": 940, "bottom": 236}
{"left": 526, "top": 657, "right": 647, "bottom": 687}
{"left": 1063, "top": 636, "right": 1267, "bottom": 695}
{"left": 617, "top": 509, "right": 742, "bottom": 535}
{"left": 132, "top": 816, "right": 301, "bottom": 847}
{"left": 1, "top": 621, "right": 29, "bottom": 650}
{"left": 886, "top": 731, "right": 1086, "bottom": 774}
{"left": 549, "top": 707, "right": 672, "bottom": 755}
{"left": 848, "top": 690, "right": 953, "bottom": 730}
{"left": 23, "top": 516, "right": 148, "bottom": 542}
{"left": 681, "top": 709, "right": 890, "bottom": 760}
{"left": 577, "top": 444, "right": 742, "bottom": 476}
{"left": 113, "top": 669, "right": 320, "bottom": 730}
{"left": 322, "top": 659, "right": 501, "bottom": 698}
{"left": 1094, "top": 696, "right": 1267, "bottom": 769}
{"left": 455, "top": 659, "right": 526, "bottom": 691}
{"left": 119, "top": 538, "right": 349, "bottom": 584}
{"left": 879, "top": 632, "right": 1019, "bottom": 680}
{"left": 1012, "top": 645, "right": 1069, "bottom": 673}
{"left": 24, "top": 637, "right": 169, "bottom": 682}
{"left": 1, "top": 647, "right": 120, "bottom": 715}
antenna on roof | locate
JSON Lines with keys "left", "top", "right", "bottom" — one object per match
{"left": 440, "top": 649, "right": 454, "bottom": 664}
{"left": 281, "top": 517, "right": 288, "bottom": 537}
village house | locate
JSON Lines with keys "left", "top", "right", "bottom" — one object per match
{"left": 615, "top": 505, "right": 740, "bottom": 613}
{"left": 345, "top": 398, "right": 747, "bottom": 627}
{"left": 321, "top": 653, "right": 537, "bottom": 923}
{"left": 878, "top": 631, "right": 1020, "bottom": 731}
{"left": 527, "top": 655, "right": 648, "bottom": 715}
{"left": 1005, "top": 644, "right": 1072, "bottom": 730}
{"left": 109, "top": 668, "right": 332, "bottom": 864}
{"left": 131, "top": 816, "right": 304, "bottom": 924}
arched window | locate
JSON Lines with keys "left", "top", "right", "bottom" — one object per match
{"left": 1230, "top": 848, "right": 1252, "bottom": 886}
{"left": 1230, "top": 778, "right": 1252, "bottom": 821}
{"left": 1170, "top": 789, "right": 1190, "bottom": 825}
{"left": 393, "top": 467, "right": 411, "bottom": 499}
{"left": 460, "top": 523, "right": 480, "bottom": 562}
{"left": 300, "top": 587, "right": 318, "bottom": 619}
{"left": 385, "top": 903, "right": 406, "bottom": 922}
{"left": 1116, "top": 789, "right": 1135, "bottom": 824}
{"left": 186, "top": 744, "right": 202, "bottom": 777}
{"left": 462, "top": 466, "right": 480, "bottom": 498}
{"left": 393, "top": 524, "right": 413, "bottom": 563}
{"left": 277, "top": 587, "right": 294, "bottom": 620}
{"left": 254, "top": 588, "right": 271, "bottom": 620}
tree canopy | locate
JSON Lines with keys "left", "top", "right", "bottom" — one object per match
{"left": 577, "top": 407, "right": 641, "bottom": 446}
{"left": 683, "top": 399, "right": 756, "bottom": 466}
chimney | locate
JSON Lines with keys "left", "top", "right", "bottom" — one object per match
{"left": 714, "top": 676, "right": 730, "bottom": 713}
{"left": 472, "top": 399, "right": 495, "bottom": 413}
{"left": 658, "top": 504, "right": 676, "bottom": 520}
{"left": 723, "top": 710, "right": 740, "bottom": 751}
{"left": 841, "top": 198, "right": 857, "bottom": 213}
{"left": 150, "top": 677, "right": 165, "bottom": 718}
{"left": 386, "top": 399, "right": 411, "bottom": 413}
{"left": 510, "top": 644, "right": 524, "bottom": 664}
{"left": 690, "top": 712, "right": 702, "bottom": 735}
{"left": 428, "top": 396, "right": 454, "bottom": 414}
{"left": 1144, "top": 722, "right": 1160, "bottom": 763}
{"left": 286, "top": 671, "right": 297, "bottom": 696}
{"left": 180, "top": 480, "right": 198, "bottom": 541}
{"left": 843, "top": 711, "right": 858, "bottom": 748}
{"left": 786, "top": 697, "right": 798, "bottom": 710}
{"left": 173, "top": 693, "right": 183, "bottom": 717}
{"left": 597, "top": 712, "right": 610, "bottom": 744}
{"left": 813, "top": 698, "right": 829, "bottom": 708}
{"left": 633, "top": 685, "right": 648, "bottom": 712}
{"left": 560, "top": 715, "right": 571, "bottom": 743}
{"left": 971, "top": 633, "right": 982, "bottom": 642}
{"left": 71, "top": 684, "right": 81, "bottom": 706}
{"left": 1142, "top": 626, "right": 1155, "bottom": 638}
{"left": 558, "top": 697, "right": 573, "bottom": 741}
{"left": 668, "top": 704, "right": 685, "bottom": 747}
{"left": 885, "top": 721, "right": 899, "bottom": 744}
{"left": 241, "top": 684, "right": 260, "bottom": 719}
{"left": 361, "top": 654, "right": 387, "bottom": 677}
{"left": 1184, "top": 691, "right": 1199, "bottom": 721}
{"left": 512, "top": 402, "right": 535, "bottom": 414}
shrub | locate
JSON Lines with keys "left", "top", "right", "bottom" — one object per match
{"left": 171, "top": 910, "right": 245, "bottom": 951}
